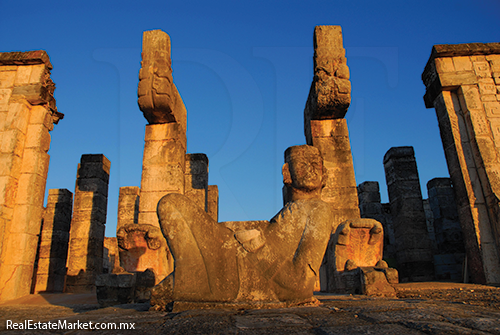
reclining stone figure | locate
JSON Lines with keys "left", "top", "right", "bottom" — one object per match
{"left": 151, "top": 145, "right": 335, "bottom": 309}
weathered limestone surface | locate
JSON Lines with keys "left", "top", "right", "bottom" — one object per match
{"left": 328, "top": 218, "right": 397, "bottom": 296}
{"left": 427, "top": 178, "right": 465, "bottom": 281}
{"left": 383, "top": 147, "right": 435, "bottom": 282}
{"left": 34, "top": 188, "right": 73, "bottom": 293}
{"left": 304, "top": 26, "right": 351, "bottom": 125}
{"left": 138, "top": 122, "right": 186, "bottom": 228}
{"left": 65, "top": 154, "right": 110, "bottom": 293}
{"left": 302, "top": 26, "right": 360, "bottom": 292}
{"left": 184, "top": 153, "right": 208, "bottom": 211}
{"left": 0, "top": 51, "right": 62, "bottom": 302}
{"left": 207, "top": 185, "right": 219, "bottom": 222}
{"left": 357, "top": 181, "right": 397, "bottom": 265}
{"left": 117, "top": 186, "right": 140, "bottom": 232}
{"left": 96, "top": 269, "right": 155, "bottom": 307}
{"left": 117, "top": 223, "right": 172, "bottom": 284}
{"left": 138, "top": 29, "right": 187, "bottom": 131}
{"left": 103, "top": 237, "right": 121, "bottom": 274}
{"left": 422, "top": 43, "right": 500, "bottom": 284}
{"left": 152, "top": 145, "right": 335, "bottom": 310}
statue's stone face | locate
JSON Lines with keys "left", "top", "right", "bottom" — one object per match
{"left": 288, "top": 150, "right": 323, "bottom": 191}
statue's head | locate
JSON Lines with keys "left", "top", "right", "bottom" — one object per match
{"left": 283, "top": 145, "right": 325, "bottom": 199}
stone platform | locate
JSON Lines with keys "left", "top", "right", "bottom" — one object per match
{"left": 0, "top": 283, "right": 499, "bottom": 334}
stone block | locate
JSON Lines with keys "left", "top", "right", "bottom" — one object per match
{"left": 321, "top": 187, "right": 359, "bottom": 209}
{"left": 24, "top": 124, "right": 51, "bottom": 151}
{"left": 76, "top": 178, "right": 109, "bottom": 197}
{"left": 434, "top": 57, "right": 455, "bottom": 73}
{"left": 15, "top": 66, "right": 32, "bottom": 85}
{"left": 6, "top": 102, "right": 30, "bottom": 133}
{"left": 71, "top": 207, "right": 107, "bottom": 225}
{"left": 47, "top": 188, "right": 73, "bottom": 203}
{"left": 0, "top": 89, "right": 11, "bottom": 112}
{"left": 452, "top": 56, "right": 473, "bottom": 71}
{"left": 0, "top": 129, "right": 26, "bottom": 157}
{"left": 138, "top": 191, "right": 167, "bottom": 212}
{"left": 14, "top": 173, "right": 46, "bottom": 206}
{"left": 29, "top": 64, "right": 45, "bottom": 84}
{"left": 138, "top": 212, "right": 159, "bottom": 227}
{"left": 0, "top": 153, "right": 22, "bottom": 176}
{"left": 207, "top": 185, "right": 219, "bottom": 222}
{"left": 473, "top": 60, "right": 491, "bottom": 78}
{"left": 0, "top": 70, "right": 16, "bottom": 88}
{"left": 69, "top": 219, "right": 105, "bottom": 240}
{"left": 358, "top": 190, "right": 381, "bottom": 204}
{"left": 481, "top": 242, "right": 500, "bottom": 283}
{"left": 185, "top": 153, "right": 208, "bottom": 174}
{"left": 0, "top": 263, "right": 34, "bottom": 301}
{"left": 144, "top": 122, "right": 180, "bottom": 141}
{"left": 20, "top": 148, "right": 49, "bottom": 177}
{"left": 0, "top": 175, "right": 18, "bottom": 208}
{"left": 184, "top": 173, "right": 208, "bottom": 190}
{"left": 141, "top": 164, "right": 185, "bottom": 192}
{"left": 142, "top": 139, "right": 185, "bottom": 167}
{"left": 10, "top": 204, "right": 43, "bottom": 234}
{"left": 73, "top": 191, "right": 108, "bottom": 211}
{"left": 29, "top": 105, "right": 52, "bottom": 127}
{"left": 77, "top": 163, "right": 110, "bottom": 182}
{"left": 3, "top": 232, "right": 39, "bottom": 265}
{"left": 357, "top": 181, "right": 379, "bottom": 193}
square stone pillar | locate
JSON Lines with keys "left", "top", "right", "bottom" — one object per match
{"left": 138, "top": 123, "right": 186, "bottom": 228}
{"left": 383, "top": 147, "right": 435, "bottom": 282}
{"left": 0, "top": 51, "right": 62, "bottom": 301}
{"left": 34, "top": 188, "right": 73, "bottom": 293}
{"left": 65, "top": 154, "right": 110, "bottom": 293}
{"left": 117, "top": 186, "right": 140, "bottom": 232}
{"left": 422, "top": 43, "right": 500, "bottom": 284}
{"left": 184, "top": 154, "right": 208, "bottom": 211}
{"left": 207, "top": 185, "right": 219, "bottom": 222}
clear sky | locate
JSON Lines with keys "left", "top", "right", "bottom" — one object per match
{"left": 1, "top": 0, "right": 499, "bottom": 236}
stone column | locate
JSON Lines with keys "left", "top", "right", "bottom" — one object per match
{"left": 117, "top": 186, "right": 140, "bottom": 232}
{"left": 185, "top": 154, "right": 208, "bottom": 211}
{"left": 358, "top": 181, "right": 397, "bottom": 264}
{"left": 422, "top": 43, "right": 500, "bottom": 284}
{"left": 34, "top": 189, "right": 72, "bottom": 292}
{"left": 0, "top": 51, "right": 62, "bottom": 301}
{"left": 427, "top": 178, "right": 465, "bottom": 281}
{"left": 65, "top": 154, "right": 110, "bottom": 293}
{"left": 137, "top": 123, "right": 186, "bottom": 227}
{"left": 207, "top": 185, "right": 219, "bottom": 222}
{"left": 302, "top": 26, "right": 359, "bottom": 292}
{"left": 137, "top": 30, "right": 188, "bottom": 228}
{"left": 383, "top": 146, "right": 434, "bottom": 282}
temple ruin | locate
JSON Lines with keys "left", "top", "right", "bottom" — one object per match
{"left": 422, "top": 43, "right": 500, "bottom": 284}
{"left": 0, "top": 29, "right": 498, "bottom": 307}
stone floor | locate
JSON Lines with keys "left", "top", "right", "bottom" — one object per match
{"left": 0, "top": 282, "right": 499, "bottom": 334}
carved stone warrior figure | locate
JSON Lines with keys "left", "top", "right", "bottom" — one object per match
{"left": 151, "top": 145, "right": 335, "bottom": 308}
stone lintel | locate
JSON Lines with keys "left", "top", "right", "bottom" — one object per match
{"left": 422, "top": 42, "right": 500, "bottom": 108}
{"left": 0, "top": 50, "right": 53, "bottom": 69}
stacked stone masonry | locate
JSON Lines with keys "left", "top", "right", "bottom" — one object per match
{"left": 34, "top": 188, "right": 73, "bottom": 293}
{"left": 302, "top": 26, "right": 360, "bottom": 292}
{"left": 65, "top": 154, "right": 110, "bottom": 293}
{"left": 383, "top": 146, "right": 435, "bottom": 282}
{"left": 357, "top": 181, "right": 397, "bottom": 265}
{"left": 0, "top": 51, "right": 62, "bottom": 302}
{"left": 422, "top": 43, "right": 500, "bottom": 284}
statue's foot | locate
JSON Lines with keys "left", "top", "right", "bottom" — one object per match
{"left": 150, "top": 273, "right": 174, "bottom": 311}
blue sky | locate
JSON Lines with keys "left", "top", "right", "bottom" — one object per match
{"left": 1, "top": 0, "right": 499, "bottom": 236}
